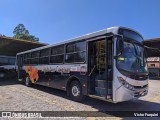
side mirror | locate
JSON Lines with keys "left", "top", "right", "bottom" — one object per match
{"left": 116, "top": 37, "right": 124, "bottom": 56}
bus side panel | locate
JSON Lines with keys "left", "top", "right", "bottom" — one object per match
{"left": 64, "top": 72, "right": 88, "bottom": 95}
{"left": 21, "top": 64, "right": 88, "bottom": 95}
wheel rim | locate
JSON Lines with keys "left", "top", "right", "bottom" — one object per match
{"left": 72, "top": 85, "right": 80, "bottom": 97}
{"left": 26, "top": 77, "right": 29, "bottom": 85}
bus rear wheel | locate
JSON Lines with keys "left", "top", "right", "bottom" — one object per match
{"left": 69, "top": 81, "right": 85, "bottom": 102}
{"left": 25, "top": 76, "right": 32, "bottom": 87}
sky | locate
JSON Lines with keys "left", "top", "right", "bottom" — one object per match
{"left": 0, "top": 0, "right": 160, "bottom": 44}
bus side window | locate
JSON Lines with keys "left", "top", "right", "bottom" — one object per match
{"left": 17, "top": 55, "right": 23, "bottom": 66}
{"left": 30, "top": 51, "right": 39, "bottom": 65}
{"left": 39, "top": 49, "right": 49, "bottom": 64}
{"left": 23, "top": 53, "right": 30, "bottom": 65}
{"left": 65, "top": 41, "right": 86, "bottom": 63}
{"left": 50, "top": 45, "right": 64, "bottom": 64}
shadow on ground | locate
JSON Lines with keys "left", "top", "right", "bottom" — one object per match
{"left": 28, "top": 83, "right": 160, "bottom": 118}
{"left": 28, "top": 81, "right": 160, "bottom": 111}
{"left": 0, "top": 78, "right": 18, "bottom": 86}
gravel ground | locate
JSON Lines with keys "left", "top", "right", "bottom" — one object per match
{"left": 0, "top": 79, "right": 160, "bottom": 120}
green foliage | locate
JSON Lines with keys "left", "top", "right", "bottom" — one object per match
{"left": 13, "top": 24, "right": 29, "bottom": 35}
{"left": 13, "top": 24, "right": 39, "bottom": 42}
{"left": 0, "top": 34, "right": 6, "bottom": 37}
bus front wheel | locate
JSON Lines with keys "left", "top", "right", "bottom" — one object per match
{"left": 69, "top": 81, "right": 85, "bottom": 102}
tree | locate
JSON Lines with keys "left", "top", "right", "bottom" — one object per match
{"left": 13, "top": 24, "right": 29, "bottom": 35}
{"left": 29, "top": 35, "right": 39, "bottom": 42}
{"left": 13, "top": 24, "right": 39, "bottom": 42}
{"left": 0, "top": 34, "right": 6, "bottom": 37}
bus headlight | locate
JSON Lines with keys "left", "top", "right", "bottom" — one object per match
{"left": 118, "top": 77, "right": 134, "bottom": 91}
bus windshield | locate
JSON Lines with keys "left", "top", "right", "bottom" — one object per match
{"left": 117, "top": 41, "right": 147, "bottom": 73}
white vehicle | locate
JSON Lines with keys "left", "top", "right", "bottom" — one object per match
{"left": 16, "top": 27, "right": 148, "bottom": 103}
{"left": 0, "top": 55, "right": 16, "bottom": 78}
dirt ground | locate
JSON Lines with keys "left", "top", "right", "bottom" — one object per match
{"left": 0, "top": 79, "right": 160, "bottom": 120}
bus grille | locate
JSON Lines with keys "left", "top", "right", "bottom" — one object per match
{"left": 134, "top": 84, "right": 148, "bottom": 89}
{"left": 130, "top": 75, "right": 148, "bottom": 80}
{"left": 134, "top": 90, "right": 147, "bottom": 97}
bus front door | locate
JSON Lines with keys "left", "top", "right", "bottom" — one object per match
{"left": 88, "top": 37, "right": 113, "bottom": 100}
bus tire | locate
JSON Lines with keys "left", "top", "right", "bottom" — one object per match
{"left": 69, "top": 80, "right": 85, "bottom": 102}
{"left": 25, "top": 76, "right": 32, "bottom": 87}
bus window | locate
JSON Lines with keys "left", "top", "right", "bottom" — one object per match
{"left": 65, "top": 41, "right": 86, "bottom": 63}
{"left": 66, "top": 44, "right": 74, "bottom": 53}
{"left": 31, "top": 51, "right": 39, "bottom": 58}
{"left": 30, "top": 51, "right": 39, "bottom": 65}
{"left": 65, "top": 54, "right": 74, "bottom": 63}
{"left": 40, "top": 49, "right": 49, "bottom": 57}
{"left": 50, "top": 45, "right": 64, "bottom": 64}
{"left": 30, "top": 58, "right": 39, "bottom": 64}
{"left": 75, "top": 41, "right": 86, "bottom": 52}
{"left": 39, "top": 49, "right": 49, "bottom": 64}
{"left": 50, "top": 55, "right": 64, "bottom": 63}
{"left": 51, "top": 45, "right": 64, "bottom": 55}
{"left": 39, "top": 57, "right": 49, "bottom": 64}
{"left": 24, "top": 53, "right": 30, "bottom": 59}
{"left": 23, "top": 53, "right": 30, "bottom": 65}
{"left": 75, "top": 52, "right": 86, "bottom": 62}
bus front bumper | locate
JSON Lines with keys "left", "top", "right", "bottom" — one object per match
{"left": 115, "top": 85, "right": 148, "bottom": 102}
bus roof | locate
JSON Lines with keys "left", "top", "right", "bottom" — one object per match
{"left": 17, "top": 26, "right": 141, "bottom": 55}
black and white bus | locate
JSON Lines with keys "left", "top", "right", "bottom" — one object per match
{"left": 16, "top": 27, "right": 148, "bottom": 103}
{"left": 0, "top": 55, "right": 16, "bottom": 79}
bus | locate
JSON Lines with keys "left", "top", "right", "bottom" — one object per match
{"left": 16, "top": 27, "right": 148, "bottom": 103}
{"left": 0, "top": 55, "right": 16, "bottom": 79}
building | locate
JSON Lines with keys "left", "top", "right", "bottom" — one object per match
{"left": 147, "top": 57, "right": 160, "bottom": 79}
{"left": 144, "top": 38, "right": 160, "bottom": 79}
{"left": 0, "top": 36, "right": 47, "bottom": 79}
{"left": 0, "top": 36, "right": 47, "bottom": 57}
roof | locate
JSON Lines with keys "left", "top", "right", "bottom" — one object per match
{"left": 144, "top": 38, "right": 160, "bottom": 57}
{"left": 0, "top": 55, "right": 16, "bottom": 58}
{"left": 145, "top": 38, "right": 160, "bottom": 42}
{"left": 0, "top": 36, "right": 47, "bottom": 56}
{"left": 17, "top": 26, "right": 142, "bottom": 55}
